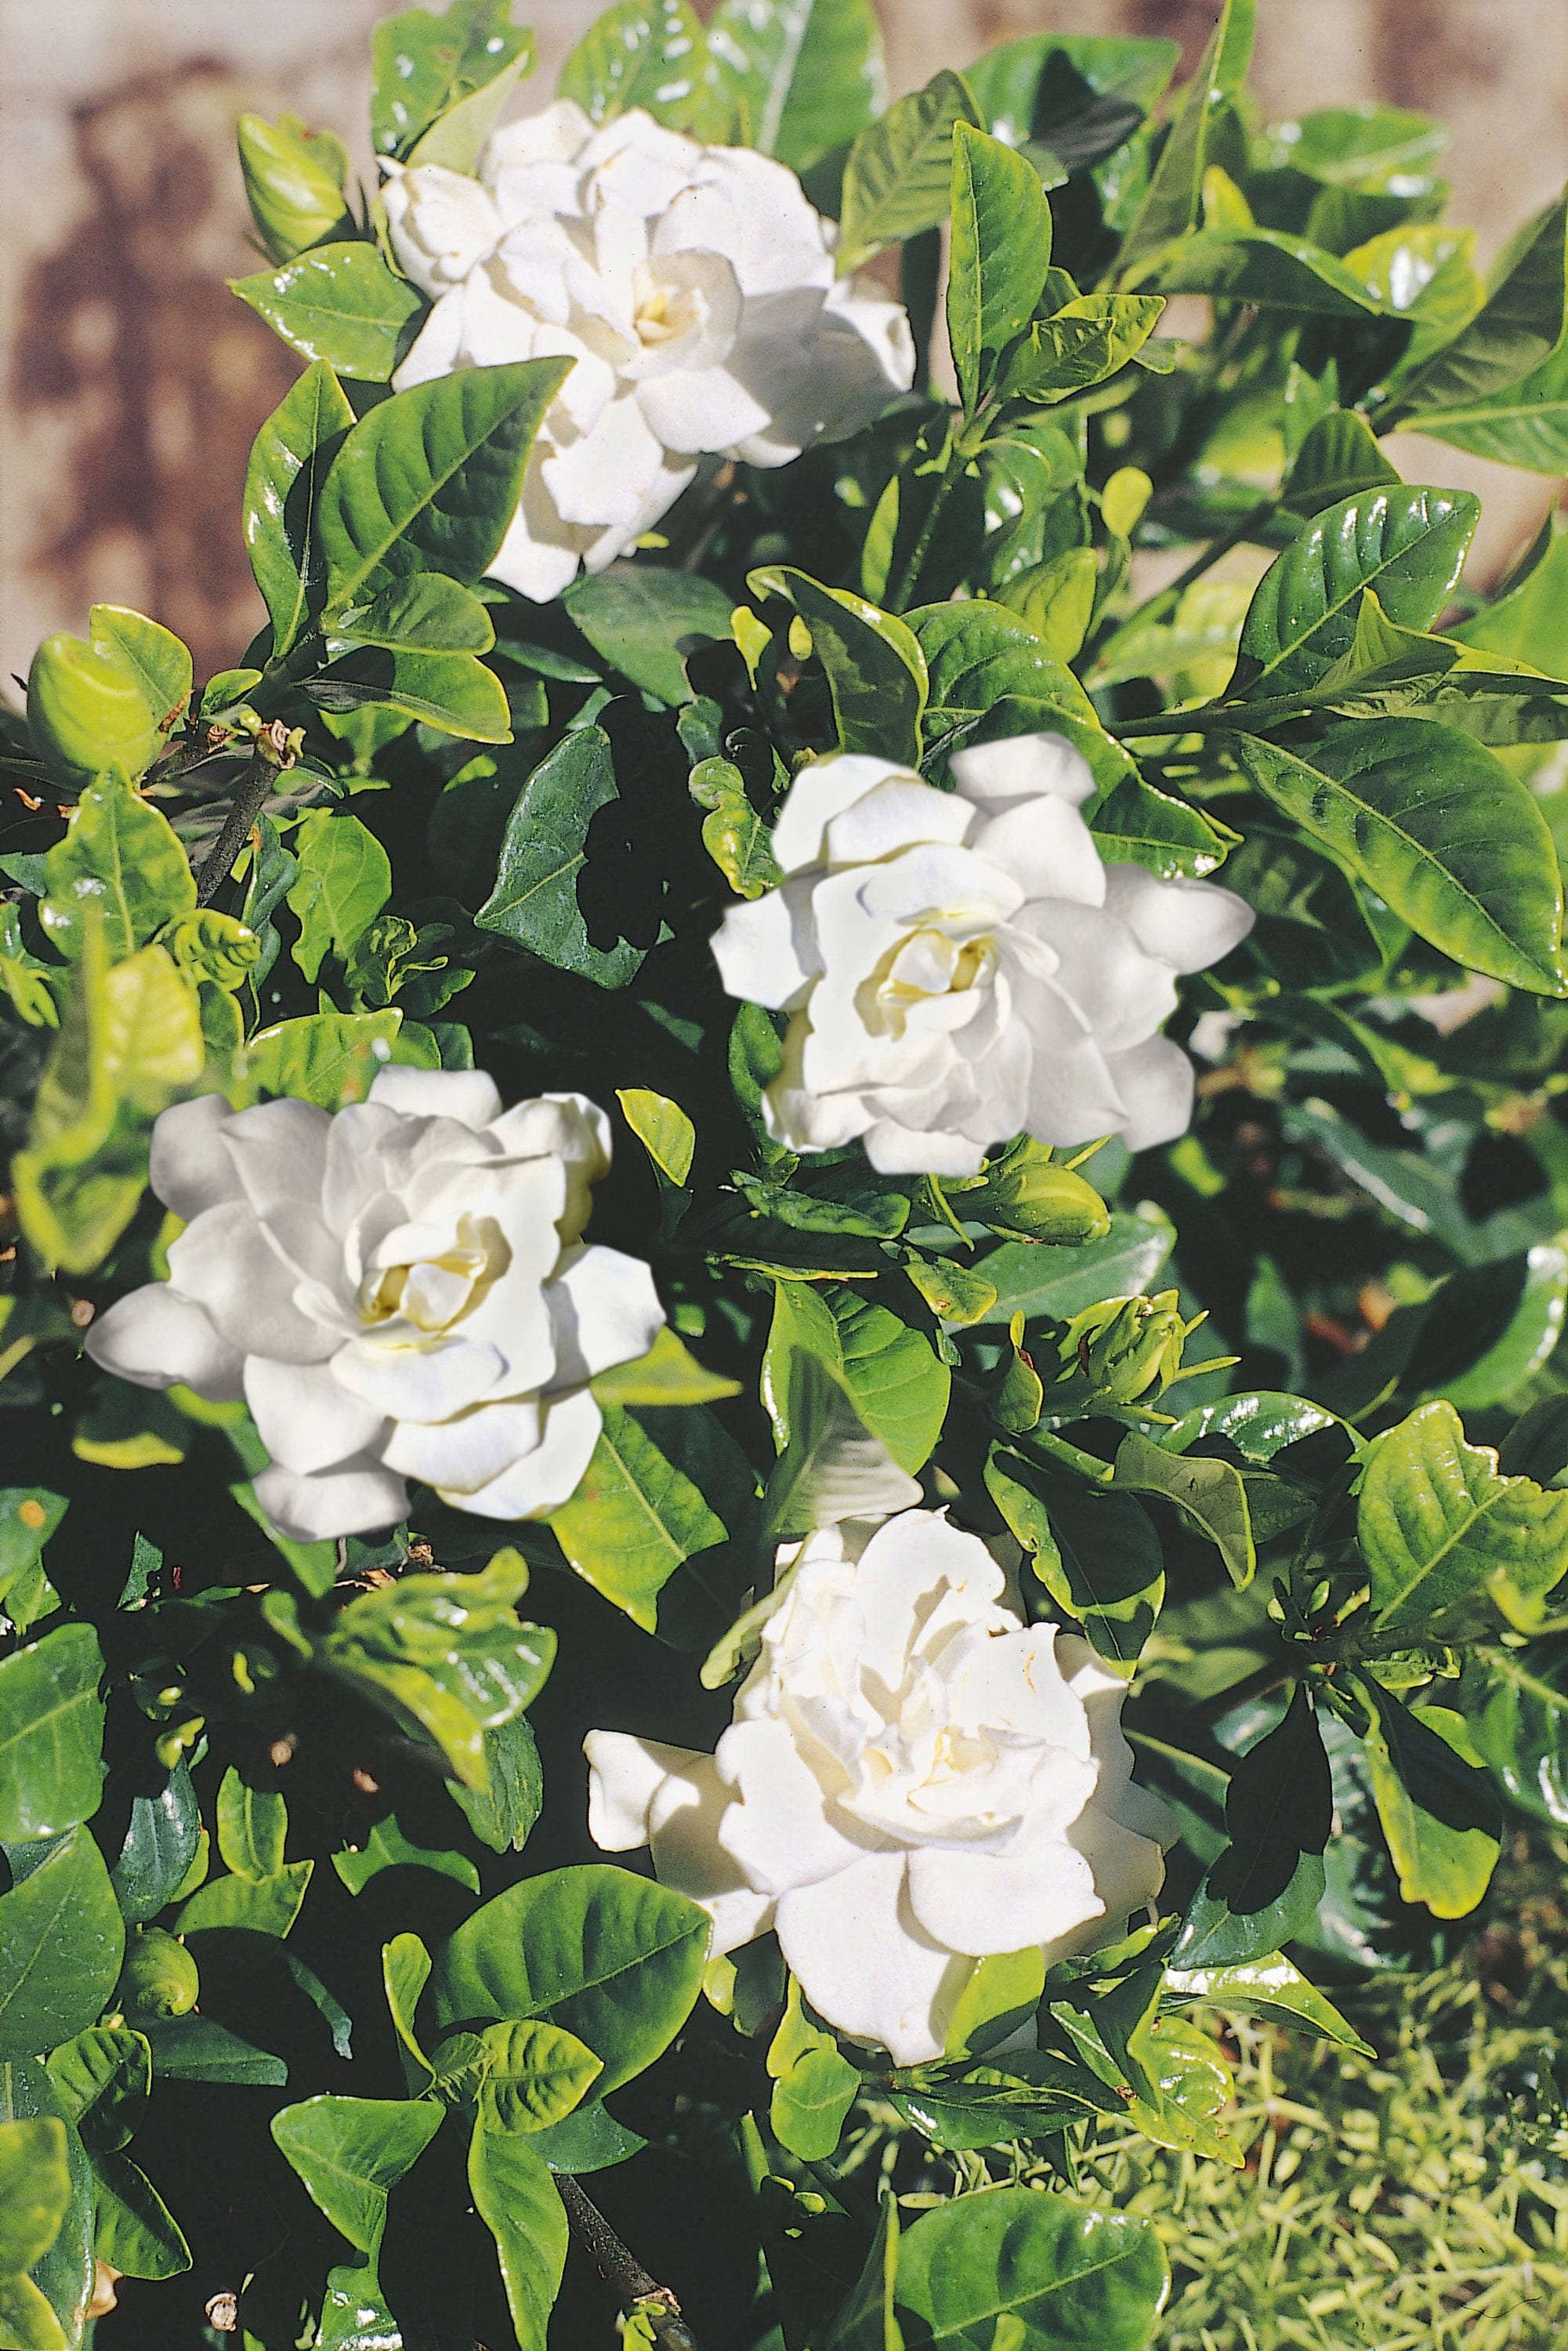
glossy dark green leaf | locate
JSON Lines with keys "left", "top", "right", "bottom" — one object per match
{"left": 964, "top": 32, "right": 1179, "bottom": 158}
{"left": 1280, "top": 408, "right": 1402, "bottom": 514}
{"left": 1407, "top": 331, "right": 1568, "bottom": 473}
{"left": 706, "top": 0, "right": 884, "bottom": 171}
{"left": 563, "top": 565, "right": 734, "bottom": 705}
{"left": 987, "top": 1451, "right": 1163, "bottom": 1676}
{"left": 1233, "top": 721, "right": 1567, "bottom": 995}
{"left": 1173, "top": 1690, "right": 1332, "bottom": 1968}
{"left": 1118, "top": 0, "right": 1255, "bottom": 279}
{"left": 332, "top": 571, "right": 495, "bottom": 654}
{"left": 272, "top": 2097, "right": 442, "bottom": 2260}
{"left": 751, "top": 566, "right": 928, "bottom": 763}
{"left": 947, "top": 123, "right": 1056, "bottom": 413}
{"left": 89, "top": 2151, "right": 190, "bottom": 2280}
{"left": 1113, "top": 1430, "right": 1255, "bottom": 1588}
{"left": 1163, "top": 1951, "right": 1373, "bottom": 2055}
{"left": 232, "top": 244, "right": 425, "bottom": 382}
{"left": 476, "top": 725, "right": 647, "bottom": 988}
{"left": 0, "top": 1628, "right": 104, "bottom": 1844}
{"left": 1001, "top": 295, "right": 1166, "bottom": 404}
{"left": 909, "top": 600, "right": 1101, "bottom": 754}
{"left": 317, "top": 1555, "right": 555, "bottom": 1789}
{"left": 450, "top": 1714, "right": 543, "bottom": 1855}
{"left": 1165, "top": 1392, "right": 1336, "bottom": 1465}
{"left": 838, "top": 71, "right": 982, "bottom": 273}
{"left": 318, "top": 359, "right": 570, "bottom": 609}
{"left": 1232, "top": 487, "right": 1476, "bottom": 697}
{"left": 244, "top": 360, "right": 356, "bottom": 657}
{"left": 431, "top": 1864, "right": 709, "bottom": 2096}
{"left": 1356, "top": 1682, "right": 1501, "bottom": 1918}
{"left": 547, "top": 1404, "right": 729, "bottom": 1634}
{"left": 1390, "top": 194, "right": 1568, "bottom": 426}
{"left": 878, "top": 2182, "right": 1168, "bottom": 2350}
{"left": 559, "top": 0, "right": 722, "bottom": 136}
{"left": 0, "top": 1829, "right": 124, "bottom": 2060}
{"left": 467, "top": 2121, "right": 567, "bottom": 2351}
{"left": 371, "top": 0, "right": 533, "bottom": 159}
{"left": 1088, "top": 773, "right": 1232, "bottom": 880}
{"left": 527, "top": 2097, "right": 649, "bottom": 2175}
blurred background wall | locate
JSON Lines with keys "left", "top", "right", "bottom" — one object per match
{"left": 2, "top": 0, "right": 1565, "bottom": 687}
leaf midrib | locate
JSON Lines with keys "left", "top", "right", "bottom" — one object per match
{"left": 1246, "top": 499, "right": 1465, "bottom": 694}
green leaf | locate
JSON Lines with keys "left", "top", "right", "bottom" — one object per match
{"left": 215, "top": 1766, "right": 287, "bottom": 1882}
{"left": 87, "top": 606, "right": 191, "bottom": 737}
{"left": 0, "top": 1628, "right": 104, "bottom": 1845}
{"left": 563, "top": 566, "right": 734, "bottom": 705}
{"left": 593, "top": 1324, "right": 741, "bottom": 1410}
{"left": 1163, "top": 1951, "right": 1374, "bottom": 2056}
{"left": 771, "top": 2041, "right": 860, "bottom": 2163}
{"left": 964, "top": 33, "right": 1179, "bottom": 158}
{"left": 1231, "top": 486, "right": 1478, "bottom": 697}
{"left": 1088, "top": 773, "right": 1232, "bottom": 880}
{"left": 1456, "top": 512, "right": 1568, "bottom": 671}
{"left": 335, "top": 1813, "right": 480, "bottom": 1898}
{"left": 244, "top": 1009, "right": 407, "bottom": 1109}
{"left": 527, "top": 2098, "right": 649, "bottom": 2175}
{"left": 1113, "top": 1429, "right": 1255, "bottom": 1588}
{"left": 285, "top": 810, "right": 393, "bottom": 983}
{"left": 987, "top": 1453, "right": 1162, "bottom": 1677}
{"left": 1165, "top": 1392, "right": 1336, "bottom": 1465}
{"left": 1359, "top": 1398, "right": 1568, "bottom": 1639}
{"left": 139, "top": 2014, "right": 288, "bottom": 2085}
{"left": 947, "top": 123, "right": 1056, "bottom": 415}
{"left": 450, "top": 1714, "right": 544, "bottom": 1855}
{"left": 0, "top": 2117, "right": 70, "bottom": 2277}
{"left": 559, "top": 0, "right": 719, "bottom": 133}
{"left": 976, "top": 1209, "right": 1175, "bottom": 1328}
{"left": 45, "top": 2026, "right": 150, "bottom": 2145}
{"left": 1231, "top": 722, "right": 1567, "bottom": 996}
{"left": 270, "top": 2096, "right": 442, "bottom": 2260}
{"left": 1001, "top": 295, "right": 1167, "bottom": 404}
{"left": 878, "top": 2182, "right": 1168, "bottom": 2351}
{"left": 0, "top": 2059, "right": 92, "bottom": 2351}
{"left": 466, "top": 2122, "right": 567, "bottom": 2351}
{"left": 1389, "top": 194, "right": 1568, "bottom": 426}
{"left": 243, "top": 363, "right": 360, "bottom": 658}
{"left": 333, "top": 572, "right": 496, "bottom": 654}
{"left": 382, "top": 1933, "right": 433, "bottom": 2088}
{"left": 751, "top": 567, "right": 927, "bottom": 763}
{"left": 1118, "top": 0, "right": 1255, "bottom": 280}
{"left": 1403, "top": 330, "right": 1568, "bottom": 473}
{"left": 371, "top": 0, "right": 533, "bottom": 160}
{"left": 706, "top": 0, "right": 884, "bottom": 171}
{"left": 1356, "top": 1681, "right": 1501, "bottom": 1918}
{"left": 1463, "top": 1650, "right": 1568, "bottom": 1826}
{"left": 40, "top": 772, "right": 195, "bottom": 962}
{"left": 616, "top": 1087, "right": 695, "bottom": 1185}
{"left": 0, "top": 1828, "right": 125, "bottom": 2060}
{"left": 314, "top": 2262, "right": 400, "bottom": 2351}
{"left": 473, "top": 2018, "right": 602, "bottom": 2134}
{"left": 318, "top": 359, "right": 570, "bottom": 609}
{"left": 547, "top": 1404, "right": 729, "bottom": 1634}
{"left": 1280, "top": 408, "right": 1402, "bottom": 515}
{"left": 313, "top": 643, "right": 512, "bottom": 741}
{"left": 317, "top": 1556, "right": 555, "bottom": 1788}
{"left": 89, "top": 2151, "right": 191, "bottom": 2280}
{"left": 231, "top": 243, "right": 425, "bottom": 382}
{"left": 176, "top": 1860, "right": 313, "bottom": 1939}
{"left": 837, "top": 70, "right": 982, "bottom": 273}
{"left": 431, "top": 1863, "right": 709, "bottom": 2096}
{"left": 907, "top": 601, "right": 1104, "bottom": 765}
{"left": 832, "top": 1290, "right": 950, "bottom": 1475}
{"left": 1152, "top": 228, "right": 1385, "bottom": 317}
{"left": 0, "top": 2271, "right": 67, "bottom": 2351}
{"left": 759, "top": 1328, "right": 920, "bottom": 1544}
{"left": 476, "top": 726, "right": 647, "bottom": 989}
{"left": 1173, "top": 1690, "right": 1333, "bottom": 1968}
{"left": 237, "top": 110, "right": 351, "bottom": 265}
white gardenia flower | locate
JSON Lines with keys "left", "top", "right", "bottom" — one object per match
{"left": 86, "top": 1068, "right": 663, "bottom": 1543}
{"left": 710, "top": 730, "right": 1255, "bottom": 1176}
{"left": 382, "top": 101, "right": 914, "bottom": 601}
{"left": 585, "top": 1510, "right": 1171, "bottom": 2067}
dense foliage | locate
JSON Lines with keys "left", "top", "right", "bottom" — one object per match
{"left": 5, "top": 0, "right": 1568, "bottom": 2344}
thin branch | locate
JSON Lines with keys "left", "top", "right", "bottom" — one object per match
{"left": 557, "top": 2175, "right": 701, "bottom": 2351}
{"left": 194, "top": 749, "right": 278, "bottom": 907}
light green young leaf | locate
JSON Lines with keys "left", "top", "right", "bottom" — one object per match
{"left": 947, "top": 122, "right": 1056, "bottom": 415}
{"left": 285, "top": 811, "right": 392, "bottom": 984}
{"left": 1356, "top": 1681, "right": 1501, "bottom": 1918}
{"left": 871, "top": 2183, "right": 1168, "bottom": 2351}
{"left": 616, "top": 1087, "right": 695, "bottom": 1184}
{"left": 0, "top": 1627, "right": 104, "bottom": 1846}
{"left": 467, "top": 2123, "right": 568, "bottom": 2351}
{"left": 40, "top": 773, "right": 195, "bottom": 963}
{"left": 231, "top": 244, "right": 425, "bottom": 382}
{"left": 1359, "top": 1398, "right": 1568, "bottom": 1638}
{"left": 474, "top": 2018, "right": 602, "bottom": 2134}
{"left": 176, "top": 1860, "right": 313, "bottom": 1940}
{"left": 215, "top": 1766, "right": 288, "bottom": 1882}
{"left": 244, "top": 1009, "right": 407, "bottom": 1108}
{"left": 0, "top": 2117, "right": 71, "bottom": 2279}
{"left": 1163, "top": 1951, "right": 1374, "bottom": 2056}
{"left": 270, "top": 2096, "right": 442, "bottom": 2260}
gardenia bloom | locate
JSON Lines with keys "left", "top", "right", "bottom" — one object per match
{"left": 710, "top": 731, "right": 1255, "bottom": 1176}
{"left": 585, "top": 1510, "right": 1171, "bottom": 2067}
{"left": 86, "top": 1068, "right": 662, "bottom": 1542}
{"left": 383, "top": 101, "right": 914, "bottom": 601}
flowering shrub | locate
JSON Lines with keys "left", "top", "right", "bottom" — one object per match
{"left": 5, "top": 2, "right": 1568, "bottom": 2347}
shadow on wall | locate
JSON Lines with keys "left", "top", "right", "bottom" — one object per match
{"left": 13, "top": 60, "right": 295, "bottom": 680}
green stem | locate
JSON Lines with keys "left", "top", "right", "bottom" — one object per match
{"left": 885, "top": 421, "right": 968, "bottom": 615}
{"left": 1112, "top": 678, "right": 1356, "bottom": 739}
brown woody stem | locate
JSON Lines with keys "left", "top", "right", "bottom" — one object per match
{"left": 557, "top": 2175, "right": 701, "bottom": 2351}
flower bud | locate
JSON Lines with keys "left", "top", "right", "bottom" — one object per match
{"left": 27, "top": 632, "right": 161, "bottom": 785}
{"left": 968, "top": 1138, "right": 1110, "bottom": 1245}
{"left": 115, "top": 1926, "right": 199, "bottom": 2020}
{"left": 237, "top": 113, "right": 352, "bottom": 264}
{"left": 161, "top": 911, "right": 261, "bottom": 991}
{"left": 1070, "top": 1289, "right": 1190, "bottom": 1404}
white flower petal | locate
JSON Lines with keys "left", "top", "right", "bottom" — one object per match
{"left": 583, "top": 1730, "right": 697, "bottom": 1849}
{"left": 148, "top": 1095, "right": 245, "bottom": 1221}
{"left": 709, "top": 878, "right": 819, "bottom": 1010}
{"left": 166, "top": 1203, "right": 338, "bottom": 1364}
{"left": 969, "top": 798, "right": 1106, "bottom": 909}
{"left": 252, "top": 1458, "right": 408, "bottom": 1544}
{"left": 822, "top": 779, "right": 972, "bottom": 869}
{"left": 333, "top": 1334, "right": 506, "bottom": 1422}
{"left": 444, "top": 1386, "right": 603, "bottom": 1519}
{"left": 905, "top": 1841, "right": 1103, "bottom": 1958}
{"left": 649, "top": 1755, "right": 776, "bottom": 1955}
{"left": 1103, "top": 863, "right": 1255, "bottom": 973}
{"left": 541, "top": 394, "right": 666, "bottom": 529}
{"left": 950, "top": 730, "right": 1096, "bottom": 813}
{"left": 860, "top": 1119, "right": 987, "bottom": 1176}
{"left": 714, "top": 1717, "right": 882, "bottom": 1894}
{"left": 85, "top": 1285, "right": 244, "bottom": 1401}
{"left": 383, "top": 162, "right": 503, "bottom": 297}
{"left": 770, "top": 755, "right": 903, "bottom": 876}
{"left": 1016, "top": 902, "right": 1179, "bottom": 1054}
{"left": 381, "top": 1396, "right": 540, "bottom": 1492}
{"left": 1103, "top": 1035, "right": 1196, "bottom": 1151}
{"left": 546, "top": 1244, "right": 665, "bottom": 1389}
{"left": 775, "top": 1851, "right": 971, "bottom": 2067}
{"left": 368, "top": 1067, "right": 504, "bottom": 1128}
{"left": 244, "top": 1357, "right": 387, "bottom": 1478}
